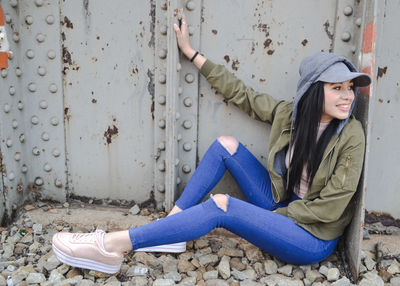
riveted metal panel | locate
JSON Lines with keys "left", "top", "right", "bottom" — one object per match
{"left": 0, "top": 0, "right": 67, "bottom": 222}
{"left": 60, "top": 1, "right": 155, "bottom": 203}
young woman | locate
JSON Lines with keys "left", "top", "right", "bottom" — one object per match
{"left": 51, "top": 10, "right": 371, "bottom": 274}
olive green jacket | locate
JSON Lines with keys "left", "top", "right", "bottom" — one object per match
{"left": 200, "top": 60, "right": 365, "bottom": 240}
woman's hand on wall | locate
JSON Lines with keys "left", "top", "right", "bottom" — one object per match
{"left": 173, "top": 9, "right": 195, "bottom": 59}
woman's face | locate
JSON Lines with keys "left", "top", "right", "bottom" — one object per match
{"left": 321, "top": 81, "right": 355, "bottom": 123}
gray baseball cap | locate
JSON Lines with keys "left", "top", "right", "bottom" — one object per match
{"left": 316, "top": 62, "right": 371, "bottom": 87}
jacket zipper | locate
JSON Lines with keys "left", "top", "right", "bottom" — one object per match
{"left": 341, "top": 156, "right": 351, "bottom": 187}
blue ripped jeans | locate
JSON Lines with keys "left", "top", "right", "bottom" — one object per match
{"left": 129, "top": 140, "right": 338, "bottom": 264}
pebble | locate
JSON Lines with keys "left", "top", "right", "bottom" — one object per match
{"left": 264, "top": 260, "right": 278, "bottom": 274}
{"left": 217, "top": 256, "right": 230, "bottom": 279}
{"left": 129, "top": 205, "right": 140, "bottom": 215}
{"left": 277, "top": 264, "right": 293, "bottom": 276}
{"left": 327, "top": 267, "right": 340, "bottom": 281}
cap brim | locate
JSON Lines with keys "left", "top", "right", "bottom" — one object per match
{"left": 317, "top": 62, "right": 371, "bottom": 87}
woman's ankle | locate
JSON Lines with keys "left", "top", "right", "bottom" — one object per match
{"left": 103, "top": 231, "right": 132, "bottom": 254}
{"left": 167, "top": 205, "right": 182, "bottom": 216}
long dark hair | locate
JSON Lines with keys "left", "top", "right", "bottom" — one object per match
{"left": 287, "top": 81, "right": 340, "bottom": 193}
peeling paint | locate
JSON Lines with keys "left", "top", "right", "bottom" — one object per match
{"left": 301, "top": 39, "right": 308, "bottom": 46}
{"left": 212, "top": 29, "right": 217, "bottom": 35}
{"left": 231, "top": 59, "right": 240, "bottom": 71}
{"left": 377, "top": 66, "right": 387, "bottom": 79}
{"left": 148, "top": 0, "right": 155, "bottom": 48}
{"left": 224, "top": 55, "right": 230, "bottom": 63}
{"left": 104, "top": 125, "right": 119, "bottom": 145}
{"left": 63, "top": 16, "right": 74, "bottom": 29}
{"left": 62, "top": 47, "right": 72, "bottom": 65}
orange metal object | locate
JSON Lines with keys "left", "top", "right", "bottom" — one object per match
{"left": 0, "top": 4, "right": 11, "bottom": 69}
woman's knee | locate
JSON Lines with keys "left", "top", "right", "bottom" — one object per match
{"left": 217, "top": 136, "right": 239, "bottom": 155}
{"left": 211, "top": 194, "right": 228, "bottom": 212}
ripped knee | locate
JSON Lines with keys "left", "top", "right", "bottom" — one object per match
{"left": 211, "top": 194, "right": 228, "bottom": 212}
{"left": 217, "top": 136, "right": 239, "bottom": 155}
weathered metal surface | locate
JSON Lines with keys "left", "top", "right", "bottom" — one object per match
{"left": 364, "top": 0, "right": 400, "bottom": 219}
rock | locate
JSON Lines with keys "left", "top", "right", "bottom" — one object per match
{"left": 203, "top": 270, "right": 218, "bottom": 280}
{"left": 388, "top": 263, "right": 400, "bottom": 274}
{"left": 77, "top": 279, "right": 95, "bottom": 286}
{"left": 48, "top": 269, "right": 65, "bottom": 285}
{"left": 153, "top": 278, "right": 175, "bottom": 286}
{"left": 1, "top": 243, "right": 14, "bottom": 258}
{"left": 195, "top": 239, "right": 210, "bottom": 249}
{"left": 66, "top": 267, "right": 81, "bottom": 278}
{"left": 230, "top": 257, "right": 246, "bottom": 271}
{"left": 178, "top": 276, "right": 196, "bottom": 286}
{"left": 390, "top": 277, "right": 400, "bottom": 286}
{"left": 363, "top": 256, "right": 376, "bottom": 271}
{"left": 26, "top": 272, "right": 46, "bottom": 284}
{"left": 277, "top": 264, "right": 293, "bottom": 276}
{"left": 217, "top": 256, "right": 230, "bottom": 279}
{"left": 259, "top": 274, "right": 303, "bottom": 286}
{"left": 129, "top": 205, "right": 140, "bottom": 215}
{"left": 44, "top": 254, "right": 61, "bottom": 271}
{"left": 198, "top": 254, "right": 219, "bottom": 266}
{"left": 165, "top": 271, "right": 182, "bottom": 282}
{"left": 327, "top": 268, "right": 340, "bottom": 281}
{"left": 292, "top": 268, "right": 304, "bottom": 280}
{"left": 217, "top": 248, "right": 244, "bottom": 258}
{"left": 244, "top": 247, "right": 263, "bottom": 263}
{"left": 231, "top": 269, "right": 248, "bottom": 281}
{"left": 319, "top": 265, "right": 329, "bottom": 277}
{"left": 359, "top": 272, "right": 384, "bottom": 286}
{"left": 140, "top": 208, "right": 150, "bottom": 216}
{"left": 331, "top": 276, "right": 351, "bottom": 286}
{"left": 133, "top": 252, "right": 161, "bottom": 267}
{"left": 105, "top": 276, "right": 122, "bottom": 286}
{"left": 32, "top": 223, "right": 42, "bottom": 234}
{"left": 305, "top": 270, "right": 324, "bottom": 283}
{"left": 253, "top": 262, "right": 265, "bottom": 276}
{"left": 239, "top": 280, "right": 262, "bottom": 286}
{"left": 126, "top": 266, "right": 148, "bottom": 276}
{"left": 56, "top": 275, "right": 84, "bottom": 286}
{"left": 378, "top": 268, "right": 392, "bottom": 282}
{"left": 131, "top": 277, "right": 149, "bottom": 286}
{"left": 24, "top": 205, "right": 36, "bottom": 211}
{"left": 178, "top": 259, "right": 196, "bottom": 273}
{"left": 264, "top": 260, "right": 278, "bottom": 275}
{"left": 204, "top": 279, "right": 229, "bottom": 286}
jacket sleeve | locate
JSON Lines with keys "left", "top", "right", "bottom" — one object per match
{"left": 200, "top": 59, "right": 283, "bottom": 124}
{"left": 275, "top": 130, "right": 365, "bottom": 224}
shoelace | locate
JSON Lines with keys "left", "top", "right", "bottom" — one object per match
{"left": 72, "top": 229, "right": 104, "bottom": 243}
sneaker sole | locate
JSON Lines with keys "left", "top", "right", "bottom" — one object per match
{"left": 52, "top": 244, "right": 121, "bottom": 274}
{"left": 135, "top": 242, "right": 186, "bottom": 253}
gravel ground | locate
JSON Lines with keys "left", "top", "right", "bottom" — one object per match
{"left": 1, "top": 200, "right": 400, "bottom": 286}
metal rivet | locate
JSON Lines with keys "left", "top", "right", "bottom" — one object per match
{"left": 188, "top": 25, "right": 194, "bottom": 36}
{"left": 1, "top": 69, "right": 8, "bottom": 78}
{"left": 341, "top": 32, "right": 351, "bottom": 42}
{"left": 50, "top": 117, "right": 59, "bottom": 126}
{"left": 49, "top": 83, "right": 58, "bottom": 93}
{"left": 26, "top": 49, "right": 35, "bottom": 59}
{"left": 15, "top": 67, "right": 22, "bottom": 77}
{"left": 175, "top": 158, "right": 180, "bottom": 166}
{"left": 43, "top": 163, "right": 52, "bottom": 172}
{"left": 32, "top": 147, "right": 40, "bottom": 155}
{"left": 25, "top": 15, "right": 34, "bottom": 25}
{"left": 46, "top": 15, "right": 55, "bottom": 25}
{"left": 35, "top": 0, "right": 44, "bottom": 6}
{"left": 183, "top": 120, "right": 192, "bottom": 129}
{"left": 17, "top": 101, "right": 23, "bottom": 110}
{"left": 176, "top": 112, "right": 180, "bottom": 120}
{"left": 186, "top": 1, "right": 196, "bottom": 11}
{"left": 160, "top": 25, "right": 168, "bottom": 35}
{"left": 158, "top": 95, "right": 166, "bottom": 105}
{"left": 52, "top": 148, "right": 61, "bottom": 157}
{"left": 36, "top": 33, "right": 45, "bottom": 43}
{"left": 5, "top": 14, "right": 12, "bottom": 24}
{"left": 14, "top": 152, "right": 21, "bottom": 161}
{"left": 9, "top": 86, "right": 16, "bottom": 95}
{"left": 8, "top": 172, "right": 15, "bottom": 181}
{"left": 4, "top": 104, "right": 11, "bottom": 113}
{"left": 177, "top": 63, "right": 182, "bottom": 72}
{"left": 177, "top": 133, "right": 182, "bottom": 141}
{"left": 182, "top": 164, "right": 191, "bottom": 174}
{"left": 161, "top": 1, "right": 167, "bottom": 10}
{"left": 31, "top": 116, "right": 39, "bottom": 125}
{"left": 158, "top": 142, "right": 165, "bottom": 150}
{"left": 35, "top": 177, "right": 44, "bottom": 186}
{"left": 159, "top": 49, "right": 167, "bottom": 59}
{"left": 28, "top": 82, "right": 37, "bottom": 92}
{"left": 12, "top": 120, "right": 18, "bottom": 129}
{"left": 19, "top": 134, "right": 25, "bottom": 143}
{"left": 158, "top": 162, "right": 165, "bottom": 172}
{"left": 42, "top": 132, "right": 50, "bottom": 141}
{"left": 176, "top": 177, "right": 181, "bottom": 185}
{"left": 39, "top": 100, "right": 48, "bottom": 109}
{"left": 157, "top": 185, "right": 165, "bottom": 193}
{"left": 355, "top": 18, "right": 362, "bottom": 27}
{"left": 343, "top": 6, "right": 353, "bottom": 16}
{"left": 9, "top": 0, "right": 18, "bottom": 8}
{"left": 47, "top": 50, "right": 56, "bottom": 59}
{"left": 185, "top": 73, "right": 194, "bottom": 83}
{"left": 21, "top": 165, "right": 28, "bottom": 173}
{"left": 178, "top": 86, "right": 183, "bottom": 95}
{"left": 183, "top": 142, "right": 192, "bottom": 151}
{"left": 55, "top": 178, "right": 62, "bottom": 187}
{"left": 183, "top": 97, "right": 193, "bottom": 107}
{"left": 6, "top": 139, "right": 13, "bottom": 147}
{"left": 159, "top": 74, "right": 166, "bottom": 84}
{"left": 351, "top": 46, "right": 357, "bottom": 53}
{"left": 158, "top": 119, "right": 166, "bottom": 129}
{"left": 37, "top": 66, "right": 46, "bottom": 76}
{"left": 12, "top": 32, "right": 20, "bottom": 42}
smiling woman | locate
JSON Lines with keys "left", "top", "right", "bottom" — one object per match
{"left": 322, "top": 81, "right": 355, "bottom": 123}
